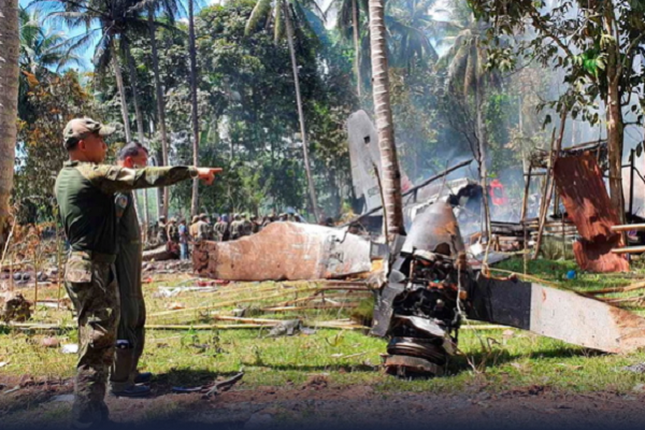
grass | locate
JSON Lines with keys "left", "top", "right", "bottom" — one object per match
{"left": 3, "top": 256, "right": 645, "bottom": 417}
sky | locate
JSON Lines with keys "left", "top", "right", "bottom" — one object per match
{"left": 18, "top": 0, "right": 220, "bottom": 70}
{"left": 20, "top": 0, "right": 338, "bottom": 71}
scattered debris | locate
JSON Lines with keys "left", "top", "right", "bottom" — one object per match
{"left": 267, "top": 319, "right": 302, "bottom": 337}
{"left": 623, "top": 363, "right": 645, "bottom": 374}
{"left": 40, "top": 337, "right": 60, "bottom": 348}
{"left": 165, "top": 302, "right": 185, "bottom": 310}
{"left": 61, "top": 344, "right": 78, "bottom": 354}
{"left": 0, "top": 292, "right": 32, "bottom": 322}
{"left": 155, "top": 286, "right": 219, "bottom": 298}
{"left": 172, "top": 371, "right": 244, "bottom": 398}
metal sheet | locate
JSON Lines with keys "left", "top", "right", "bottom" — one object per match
{"left": 347, "top": 110, "right": 384, "bottom": 212}
{"left": 192, "top": 222, "right": 372, "bottom": 281}
{"left": 553, "top": 155, "right": 629, "bottom": 272}
{"left": 469, "top": 277, "right": 645, "bottom": 354}
{"left": 401, "top": 202, "right": 465, "bottom": 257}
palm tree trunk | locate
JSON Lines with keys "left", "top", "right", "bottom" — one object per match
{"left": 0, "top": 0, "right": 20, "bottom": 249}
{"left": 368, "top": 0, "right": 405, "bottom": 243}
{"left": 352, "top": 0, "right": 361, "bottom": 98}
{"left": 148, "top": 7, "right": 170, "bottom": 219}
{"left": 282, "top": 0, "right": 321, "bottom": 222}
{"left": 189, "top": 0, "right": 200, "bottom": 217}
{"left": 111, "top": 40, "right": 132, "bottom": 142}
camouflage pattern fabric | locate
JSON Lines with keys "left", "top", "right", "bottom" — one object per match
{"left": 197, "top": 221, "right": 213, "bottom": 241}
{"left": 167, "top": 223, "right": 179, "bottom": 242}
{"left": 242, "top": 219, "right": 253, "bottom": 236}
{"left": 55, "top": 162, "right": 199, "bottom": 427}
{"left": 64, "top": 251, "right": 119, "bottom": 427}
{"left": 55, "top": 161, "right": 197, "bottom": 255}
{"left": 214, "top": 221, "right": 228, "bottom": 241}
{"left": 229, "top": 220, "right": 242, "bottom": 240}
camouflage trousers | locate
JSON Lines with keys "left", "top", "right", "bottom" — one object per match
{"left": 110, "top": 242, "right": 146, "bottom": 392}
{"left": 64, "top": 251, "right": 120, "bottom": 428}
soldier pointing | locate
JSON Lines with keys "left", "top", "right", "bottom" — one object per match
{"left": 54, "top": 118, "right": 221, "bottom": 429}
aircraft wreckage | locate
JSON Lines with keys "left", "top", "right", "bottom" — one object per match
{"left": 193, "top": 201, "right": 645, "bottom": 376}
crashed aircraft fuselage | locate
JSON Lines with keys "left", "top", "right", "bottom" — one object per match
{"left": 372, "top": 202, "right": 645, "bottom": 376}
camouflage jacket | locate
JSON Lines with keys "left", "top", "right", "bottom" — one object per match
{"left": 55, "top": 161, "right": 198, "bottom": 255}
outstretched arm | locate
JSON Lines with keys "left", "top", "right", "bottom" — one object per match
{"left": 81, "top": 164, "right": 222, "bottom": 194}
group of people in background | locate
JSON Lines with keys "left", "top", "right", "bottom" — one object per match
{"left": 151, "top": 211, "right": 307, "bottom": 259}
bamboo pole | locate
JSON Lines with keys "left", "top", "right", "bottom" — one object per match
{"left": 534, "top": 109, "right": 567, "bottom": 259}
{"left": 585, "top": 282, "right": 645, "bottom": 295}
{"left": 611, "top": 246, "right": 645, "bottom": 254}
{"left": 611, "top": 224, "right": 645, "bottom": 232}
{"left": 149, "top": 286, "right": 323, "bottom": 318}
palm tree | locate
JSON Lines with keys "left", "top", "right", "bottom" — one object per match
{"left": 18, "top": 6, "right": 84, "bottom": 120}
{"left": 245, "top": 0, "right": 323, "bottom": 222}
{"left": 0, "top": 0, "right": 20, "bottom": 250}
{"left": 144, "top": 0, "right": 183, "bottom": 219}
{"left": 386, "top": 0, "right": 438, "bottom": 70}
{"left": 437, "top": 8, "right": 499, "bottom": 238}
{"left": 188, "top": 0, "right": 200, "bottom": 216}
{"left": 19, "top": 7, "right": 83, "bottom": 77}
{"left": 331, "top": 0, "right": 367, "bottom": 97}
{"left": 368, "top": 0, "right": 405, "bottom": 242}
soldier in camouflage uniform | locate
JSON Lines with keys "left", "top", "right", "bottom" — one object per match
{"left": 166, "top": 217, "right": 179, "bottom": 243}
{"left": 229, "top": 214, "right": 243, "bottom": 240}
{"left": 157, "top": 216, "right": 168, "bottom": 244}
{"left": 189, "top": 215, "right": 200, "bottom": 239}
{"left": 241, "top": 213, "right": 253, "bottom": 237}
{"left": 198, "top": 213, "right": 213, "bottom": 240}
{"left": 55, "top": 118, "right": 221, "bottom": 428}
{"left": 214, "top": 214, "right": 229, "bottom": 241}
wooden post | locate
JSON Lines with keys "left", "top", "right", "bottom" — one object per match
{"left": 534, "top": 110, "right": 567, "bottom": 259}
{"left": 629, "top": 148, "right": 635, "bottom": 218}
{"left": 522, "top": 166, "right": 532, "bottom": 275}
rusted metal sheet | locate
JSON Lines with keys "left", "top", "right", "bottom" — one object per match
{"left": 470, "top": 277, "right": 645, "bottom": 354}
{"left": 192, "top": 222, "right": 372, "bottom": 281}
{"left": 553, "top": 154, "right": 628, "bottom": 272}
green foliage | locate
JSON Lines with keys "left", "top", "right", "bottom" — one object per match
{"left": 15, "top": 71, "right": 96, "bottom": 223}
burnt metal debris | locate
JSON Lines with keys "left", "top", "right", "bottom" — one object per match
{"left": 192, "top": 222, "right": 373, "bottom": 281}
{"left": 371, "top": 201, "right": 645, "bottom": 376}
{"left": 553, "top": 154, "right": 629, "bottom": 272}
{"left": 372, "top": 203, "right": 473, "bottom": 376}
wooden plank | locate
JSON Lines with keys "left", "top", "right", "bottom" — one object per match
{"left": 611, "top": 246, "right": 645, "bottom": 254}
{"left": 611, "top": 224, "right": 645, "bottom": 232}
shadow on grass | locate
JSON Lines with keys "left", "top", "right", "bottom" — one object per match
{"left": 239, "top": 362, "right": 378, "bottom": 373}
{"left": 446, "top": 344, "right": 606, "bottom": 376}
{"left": 152, "top": 368, "right": 243, "bottom": 395}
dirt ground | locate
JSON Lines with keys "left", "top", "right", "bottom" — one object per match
{"left": 3, "top": 374, "right": 645, "bottom": 430}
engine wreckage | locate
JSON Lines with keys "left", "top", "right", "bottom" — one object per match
{"left": 193, "top": 201, "right": 645, "bottom": 376}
